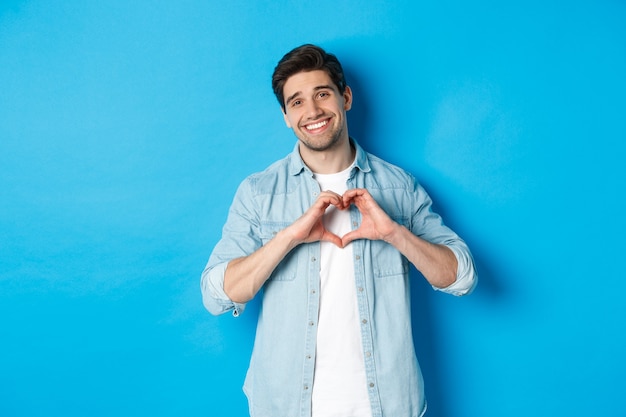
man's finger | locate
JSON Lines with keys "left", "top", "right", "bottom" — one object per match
{"left": 323, "top": 231, "right": 344, "bottom": 248}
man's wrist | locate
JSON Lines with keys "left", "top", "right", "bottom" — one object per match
{"left": 382, "top": 221, "right": 405, "bottom": 245}
{"left": 275, "top": 226, "right": 301, "bottom": 252}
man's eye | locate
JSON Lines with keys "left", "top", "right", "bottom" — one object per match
{"left": 292, "top": 100, "right": 301, "bottom": 106}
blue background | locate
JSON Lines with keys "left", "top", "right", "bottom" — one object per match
{"left": 1, "top": 1, "right": 625, "bottom": 416}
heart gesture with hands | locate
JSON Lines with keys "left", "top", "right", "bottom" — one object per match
{"left": 288, "top": 188, "right": 397, "bottom": 249}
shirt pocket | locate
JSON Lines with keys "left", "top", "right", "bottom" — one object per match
{"left": 372, "top": 215, "right": 409, "bottom": 278}
{"left": 259, "top": 221, "right": 298, "bottom": 281}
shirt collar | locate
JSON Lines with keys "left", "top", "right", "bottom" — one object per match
{"left": 287, "top": 138, "right": 371, "bottom": 176}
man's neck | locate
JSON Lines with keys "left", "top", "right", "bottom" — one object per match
{"left": 299, "top": 137, "right": 355, "bottom": 174}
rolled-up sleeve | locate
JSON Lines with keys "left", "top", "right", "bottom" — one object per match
{"left": 200, "top": 178, "right": 262, "bottom": 317}
{"left": 201, "top": 261, "right": 247, "bottom": 316}
{"left": 436, "top": 243, "right": 477, "bottom": 296}
{"left": 410, "top": 178, "right": 478, "bottom": 296}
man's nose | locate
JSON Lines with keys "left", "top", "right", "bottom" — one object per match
{"left": 304, "top": 100, "right": 324, "bottom": 119}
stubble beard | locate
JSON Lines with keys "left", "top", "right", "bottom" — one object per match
{"left": 296, "top": 122, "right": 346, "bottom": 153}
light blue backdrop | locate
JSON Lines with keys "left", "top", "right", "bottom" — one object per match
{"left": 1, "top": 1, "right": 625, "bottom": 416}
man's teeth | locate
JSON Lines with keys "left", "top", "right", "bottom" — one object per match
{"left": 305, "top": 120, "right": 327, "bottom": 130}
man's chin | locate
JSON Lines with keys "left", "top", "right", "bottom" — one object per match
{"left": 299, "top": 139, "right": 339, "bottom": 153}
{"left": 296, "top": 132, "right": 345, "bottom": 153}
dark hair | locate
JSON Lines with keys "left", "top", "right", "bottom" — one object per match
{"left": 272, "top": 44, "right": 347, "bottom": 111}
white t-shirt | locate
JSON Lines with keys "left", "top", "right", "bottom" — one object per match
{"left": 312, "top": 165, "right": 372, "bottom": 417}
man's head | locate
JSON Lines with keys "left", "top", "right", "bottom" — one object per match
{"left": 272, "top": 44, "right": 347, "bottom": 112}
{"left": 272, "top": 45, "right": 353, "bottom": 158}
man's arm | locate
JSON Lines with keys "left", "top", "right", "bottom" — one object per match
{"left": 383, "top": 224, "right": 457, "bottom": 288}
{"left": 224, "top": 191, "right": 345, "bottom": 303}
{"left": 341, "top": 188, "right": 458, "bottom": 289}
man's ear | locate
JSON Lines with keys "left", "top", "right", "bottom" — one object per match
{"left": 283, "top": 109, "right": 292, "bottom": 128}
{"left": 343, "top": 86, "right": 353, "bottom": 111}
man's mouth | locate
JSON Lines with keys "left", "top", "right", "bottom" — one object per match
{"left": 304, "top": 119, "right": 329, "bottom": 131}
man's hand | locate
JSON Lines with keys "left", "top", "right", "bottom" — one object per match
{"left": 341, "top": 187, "right": 457, "bottom": 288}
{"left": 340, "top": 188, "right": 398, "bottom": 247}
{"left": 224, "top": 191, "right": 345, "bottom": 303}
{"left": 286, "top": 190, "right": 345, "bottom": 248}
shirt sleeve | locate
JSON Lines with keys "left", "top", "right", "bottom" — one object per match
{"left": 409, "top": 177, "right": 477, "bottom": 296}
{"left": 200, "top": 178, "right": 262, "bottom": 316}
{"left": 436, "top": 244, "right": 477, "bottom": 296}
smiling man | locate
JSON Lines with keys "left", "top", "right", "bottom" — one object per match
{"left": 201, "top": 44, "right": 477, "bottom": 417}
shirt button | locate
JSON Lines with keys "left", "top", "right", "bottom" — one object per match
{"left": 311, "top": 257, "right": 316, "bottom": 262}
{"left": 369, "top": 382, "right": 375, "bottom": 388}
{"left": 304, "top": 385, "right": 309, "bottom": 390}
{"left": 361, "top": 319, "right": 368, "bottom": 324}
{"left": 358, "top": 287, "right": 364, "bottom": 292}
{"left": 309, "top": 321, "right": 315, "bottom": 326}
{"left": 355, "top": 255, "right": 361, "bottom": 260}
{"left": 353, "top": 221, "right": 358, "bottom": 227}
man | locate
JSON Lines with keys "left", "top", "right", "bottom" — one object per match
{"left": 201, "top": 44, "right": 477, "bottom": 417}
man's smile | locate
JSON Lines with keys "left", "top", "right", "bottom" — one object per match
{"left": 303, "top": 118, "right": 331, "bottom": 132}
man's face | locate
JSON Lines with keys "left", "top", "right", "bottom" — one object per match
{"left": 282, "top": 70, "right": 352, "bottom": 153}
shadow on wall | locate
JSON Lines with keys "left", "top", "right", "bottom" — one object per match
{"left": 409, "top": 250, "right": 504, "bottom": 417}
{"left": 343, "top": 68, "right": 371, "bottom": 152}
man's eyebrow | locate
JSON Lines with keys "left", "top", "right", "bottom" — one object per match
{"left": 314, "top": 85, "right": 335, "bottom": 91}
{"left": 285, "top": 91, "right": 302, "bottom": 106}
{"left": 285, "top": 85, "right": 335, "bottom": 106}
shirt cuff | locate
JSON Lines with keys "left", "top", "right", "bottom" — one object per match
{"left": 201, "top": 261, "right": 247, "bottom": 316}
{"left": 432, "top": 245, "right": 477, "bottom": 296}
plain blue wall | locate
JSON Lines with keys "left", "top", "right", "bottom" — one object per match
{"left": 1, "top": 1, "right": 625, "bottom": 416}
